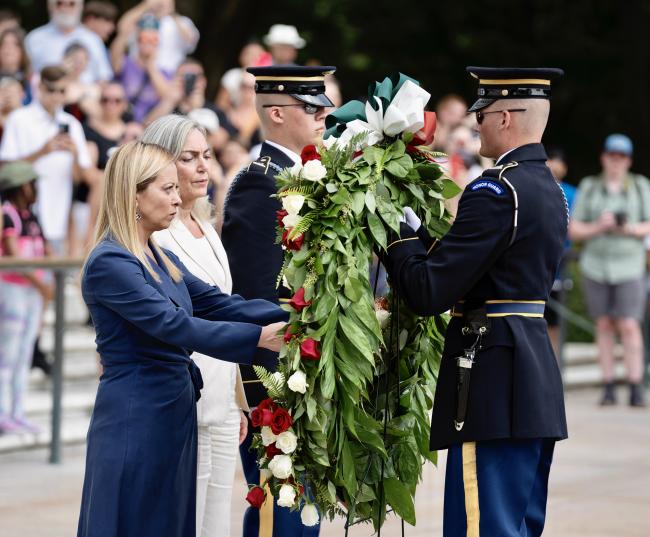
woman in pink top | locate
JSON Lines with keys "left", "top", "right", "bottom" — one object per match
{"left": 0, "top": 161, "right": 53, "bottom": 434}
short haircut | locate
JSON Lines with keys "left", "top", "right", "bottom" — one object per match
{"left": 436, "top": 93, "right": 467, "bottom": 110}
{"left": 0, "top": 9, "right": 20, "bottom": 25}
{"left": 83, "top": 1, "right": 118, "bottom": 22}
{"left": 40, "top": 65, "right": 67, "bottom": 84}
{"left": 546, "top": 147, "right": 567, "bottom": 162}
{"left": 64, "top": 41, "right": 89, "bottom": 57}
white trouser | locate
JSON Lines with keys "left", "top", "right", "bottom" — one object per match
{"left": 196, "top": 401, "right": 240, "bottom": 537}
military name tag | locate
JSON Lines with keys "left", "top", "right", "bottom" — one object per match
{"left": 470, "top": 180, "right": 504, "bottom": 195}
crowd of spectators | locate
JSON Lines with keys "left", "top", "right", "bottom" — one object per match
{"left": 0, "top": 0, "right": 337, "bottom": 435}
{"left": 0, "top": 0, "right": 646, "bottom": 436}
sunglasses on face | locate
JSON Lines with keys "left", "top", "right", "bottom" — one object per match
{"left": 43, "top": 83, "right": 66, "bottom": 95}
{"left": 100, "top": 96, "right": 124, "bottom": 104}
{"left": 475, "top": 108, "right": 527, "bottom": 125}
{"left": 262, "top": 103, "right": 324, "bottom": 115}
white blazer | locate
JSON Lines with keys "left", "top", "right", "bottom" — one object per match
{"left": 154, "top": 215, "right": 249, "bottom": 424}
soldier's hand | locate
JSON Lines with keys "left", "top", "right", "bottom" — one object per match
{"left": 597, "top": 212, "right": 617, "bottom": 233}
{"left": 400, "top": 207, "right": 422, "bottom": 231}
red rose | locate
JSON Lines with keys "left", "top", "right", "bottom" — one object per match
{"left": 265, "top": 443, "right": 282, "bottom": 458}
{"left": 300, "top": 338, "right": 321, "bottom": 360}
{"left": 250, "top": 407, "right": 273, "bottom": 428}
{"left": 276, "top": 209, "right": 289, "bottom": 227}
{"left": 300, "top": 144, "right": 321, "bottom": 164}
{"left": 246, "top": 486, "right": 266, "bottom": 509}
{"left": 284, "top": 326, "right": 301, "bottom": 343}
{"left": 271, "top": 407, "right": 293, "bottom": 435}
{"left": 288, "top": 288, "right": 311, "bottom": 312}
{"left": 257, "top": 398, "right": 277, "bottom": 413}
{"left": 282, "top": 229, "right": 305, "bottom": 251}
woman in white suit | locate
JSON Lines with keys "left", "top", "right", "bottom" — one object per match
{"left": 143, "top": 115, "right": 247, "bottom": 537}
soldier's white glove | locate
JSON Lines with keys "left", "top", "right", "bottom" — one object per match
{"left": 400, "top": 207, "right": 421, "bottom": 231}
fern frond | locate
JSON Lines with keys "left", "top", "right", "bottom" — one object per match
{"left": 253, "top": 365, "right": 286, "bottom": 400}
{"left": 280, "top": 182, "right": 321, "bottom": 197}
{"left": 288, "top": 209, "right": 320, "bottom": 239}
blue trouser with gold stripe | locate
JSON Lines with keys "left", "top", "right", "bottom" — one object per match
{"left": 240, "top": 421, "right": 321, "bottom": 537}
{"left": 444, "top": 439, "right": 555, "bottom": 537}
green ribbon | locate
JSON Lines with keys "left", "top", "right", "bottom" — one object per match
{"left": 324, "top": 72, "right": 420, "bottom": 139}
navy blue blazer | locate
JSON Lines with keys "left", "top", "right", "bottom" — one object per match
{"left": 382, "top": 143, "right": 568, "bottom": 450}
{"left": 77, "top": 239, "right": 286, "bottom": 537}
{"left": 221, "top": 142, "right": 295, "bottom": 406}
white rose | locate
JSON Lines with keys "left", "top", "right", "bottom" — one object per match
{"left": 282, "top": 194, "right": 305, "bottom": 214}
{"left": 375, "top": 309, "right": 391, "bottom": 329}
{"left": 277, "top": 484, "right": 297, "bottom": 508}
{"left": 289, "top": 162, "right": 303, "bottom": 177}
{"left": 282, "top": 213, "right": 302, "bottom": 229}
{"left": 261, "top": 426, "right": 277, "bottom": 446}
{"left": 302, "top": 159, "right": 327, "bottom": 182}
{"left": 268, "top": 454, "right": 293, "bottom": 479}
{"left": 276, "top": 430, "right": 298, "bottom": 454}
{"left": 301, "top": 504, "right": 319, "bottom": 526}
{"left": 287, "top": 371, "right": 308, "bottom": 394}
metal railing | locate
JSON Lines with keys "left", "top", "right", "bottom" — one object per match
{"left": 0, "top": 257, "right": 84, "bottom": 464}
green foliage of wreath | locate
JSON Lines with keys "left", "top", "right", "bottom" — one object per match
{"left": 252, "top": 132, "right": 460, "bottom": 530}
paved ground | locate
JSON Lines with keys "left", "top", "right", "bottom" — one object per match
{"left": 1, "top": 388, "right": 648, "bottom": 537}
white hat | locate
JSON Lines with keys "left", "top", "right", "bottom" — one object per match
{"left": 263, "top": 24, "right": 306, "bottom": 49}
{"left": 188, "top": 108, "right": 220, "bottom": 133}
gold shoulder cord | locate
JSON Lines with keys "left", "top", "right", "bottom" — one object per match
{"left": 387, "top": 236, "right": 419, "bottom": 250}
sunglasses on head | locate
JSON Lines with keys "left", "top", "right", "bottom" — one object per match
{"left": 475, "top": 108, "right": 527, "bottom": 125}
{"left": 262, "top": 103, "right": 324, "bottom": 115}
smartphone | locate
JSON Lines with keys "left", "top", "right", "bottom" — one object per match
{"left": 183, "top": 73, "right": 198, "bottom": 97}
{"left": 59, "top": 123, "right": 69, "bottom": 134}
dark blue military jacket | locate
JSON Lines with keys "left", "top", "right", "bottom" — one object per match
{"left": 221, "top": 141, "right": 294, "bottom": 406}
{"left": 382, "top": 143, "right": 569, "bottom": 450}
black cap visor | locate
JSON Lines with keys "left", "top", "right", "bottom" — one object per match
{"left": 468, "top": 98, "right": 495, "bottom": 113}
{"left": 291, "top": 93, "right": 334, "bottom": 107}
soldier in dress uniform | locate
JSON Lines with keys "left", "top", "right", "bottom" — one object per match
{"left": 221, "top": 65, "right": 335, "bottom": 537}
{"left": 381, "top": 67, "right": 568, "bottom": 537}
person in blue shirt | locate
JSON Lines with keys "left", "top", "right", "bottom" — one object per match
{"left": 76, "top": 140, "right": 287, "bottom": 537}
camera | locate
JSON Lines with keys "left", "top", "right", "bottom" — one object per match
{"left": 614, "top": 211, "right": 627, "bottom": 227}
{"left": 183, "top": 73, "right": 198, "bottom": 97}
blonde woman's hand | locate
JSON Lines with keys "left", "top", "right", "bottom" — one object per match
{"left": 258, "top": 322, "right": 286, "bottom": 352}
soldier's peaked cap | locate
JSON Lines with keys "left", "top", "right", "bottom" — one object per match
{"left": 466, "top": 66, "right": 564, "bottom": 112}
{"left": 247, "top": 65, "right": 337, "bottom": 108}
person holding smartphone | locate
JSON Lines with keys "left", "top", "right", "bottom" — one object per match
{"left": 0, "top": 65, "right": 92, "bottom": 256}
{"left": 570, "top": 134, "right": 650, "bottom": 407}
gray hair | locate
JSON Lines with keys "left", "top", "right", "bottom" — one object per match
{"left": 141, "top": 114, "right": 207, "bottom": 160}
{"left": 142, "top": 114, "right": 213, "bottom": 222}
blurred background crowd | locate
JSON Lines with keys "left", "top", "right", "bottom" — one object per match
{"left": 0, "top": 0, "right": 647, "bottom": 436}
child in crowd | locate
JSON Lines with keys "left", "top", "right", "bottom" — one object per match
{"left": 0, "top": 161, "right": 52, "bottom": 434}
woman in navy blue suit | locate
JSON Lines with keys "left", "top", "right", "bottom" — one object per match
{"left": 77, "top": 141, "right": 287, "bottom": 537}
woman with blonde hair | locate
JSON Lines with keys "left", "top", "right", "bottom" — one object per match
{"left": 142, "top": 114, "right": 246, "bottom": 537}
{"left": 77, "top": 141, "right": 286, "bottom": 537}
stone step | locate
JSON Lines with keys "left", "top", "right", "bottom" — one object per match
{"left": 0, "top": 409, "right": 89, "bottom": 453}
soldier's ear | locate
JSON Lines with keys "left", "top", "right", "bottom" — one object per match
{"left": 267, "top": 106, "right": 285, "bottom": 125}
